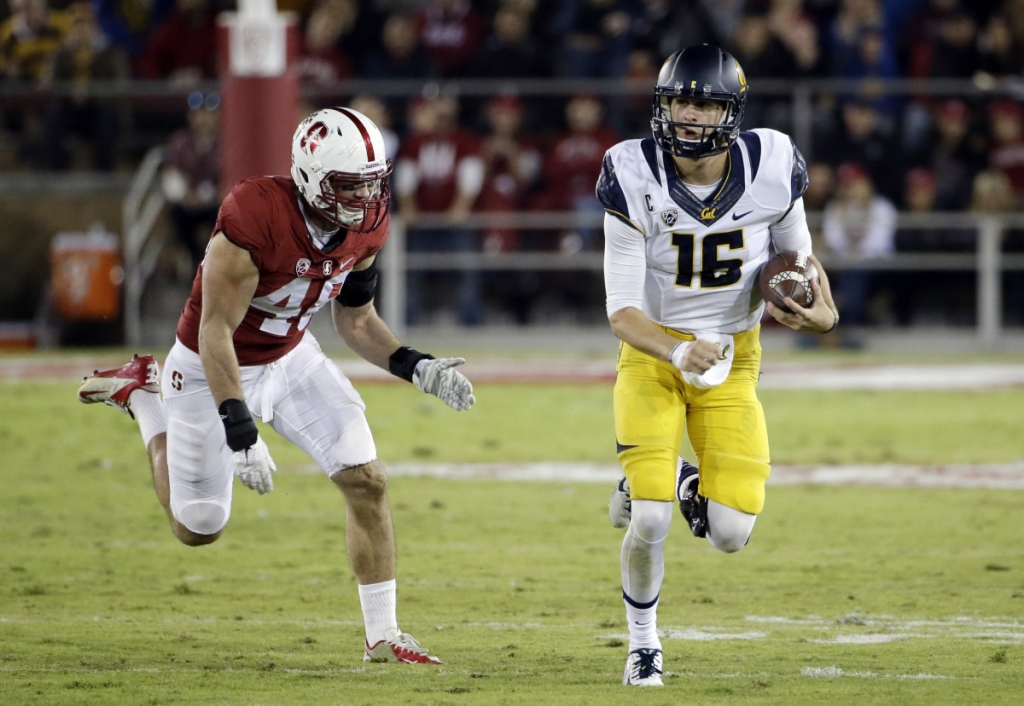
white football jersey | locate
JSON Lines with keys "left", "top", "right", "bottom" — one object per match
{"left": 598, "top": 128, "right": 810, "bottom": 333}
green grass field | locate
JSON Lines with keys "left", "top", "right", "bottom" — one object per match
{"left": 2, "top": 372, "right": 1023, "bottom": 705}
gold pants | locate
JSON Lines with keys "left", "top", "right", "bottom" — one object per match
{"left": 613, "top": 325, "right": 770, "bottom": 514}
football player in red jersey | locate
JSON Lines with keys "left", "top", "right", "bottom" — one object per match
{"left": 78, "top": 107, "right": 474, "bottom": 665}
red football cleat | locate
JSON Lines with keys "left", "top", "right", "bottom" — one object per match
{"left": 77, "top": 354, "right": 160, "bottom": 419}
{"left": 364, "top": 631, "right": 444, "bottom": 664}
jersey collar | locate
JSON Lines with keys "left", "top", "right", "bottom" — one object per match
{"left": 663, "top": 142, "right": 747, "bottom": 227}
{"left": 297, "top": 195, "right": 346, "bottom": 252}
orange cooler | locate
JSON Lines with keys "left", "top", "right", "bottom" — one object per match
{"left": 50, "top": 231, "right": 123, "bottom": 322}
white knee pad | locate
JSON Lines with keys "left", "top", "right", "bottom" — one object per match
{"left": 622, "top": 500, "right": 674, "bottom": 604}
{"left": 630, "top": 500, "right": 674, "bottom": 544}
{"left": 706, "top": 500, "right": 757, "bottom": 553}
{"left": 175, "top": 500, "right": 230, "bottom": 536}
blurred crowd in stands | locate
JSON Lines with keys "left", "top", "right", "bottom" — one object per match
{"left": 2, "top": 0, "right": 1024, "bottom": 329}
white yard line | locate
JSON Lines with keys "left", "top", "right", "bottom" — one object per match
{"left": 5, "top": 356, "right": 1024, "bottom": 389}
{"left": 365, "top": 461, "right": 1024, "bottom": 489}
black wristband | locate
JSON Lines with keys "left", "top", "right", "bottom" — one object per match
{"left": 218, "top": 398, "right": 258, "bottom": 452}
{"left": 824, "top": 311, "right": 839, "bottom": 333}
{"left": 388, "top": 346, "right": 434, "bottom": 382}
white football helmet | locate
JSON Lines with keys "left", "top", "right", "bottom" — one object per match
{"left": 291, "top": 107, "right": 393, "bottom": 232}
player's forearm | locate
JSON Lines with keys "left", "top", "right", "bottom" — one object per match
{"left": 333, "top": 301, "right": 402, "bottom": 370}
{"left": 198, "top": 323, "right": 245, "bottom": 405}
{"left": 608, "top": 307, "right": 678, "bottom": 361}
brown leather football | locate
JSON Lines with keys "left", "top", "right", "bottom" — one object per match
{"left": 758, "top": 250, "right": 817, "bottom": 313}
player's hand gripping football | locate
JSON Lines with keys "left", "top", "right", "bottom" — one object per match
{"left": 766, "top": 254, "right": 839, "bottom": 334}
{"left": 414, "top": 358, "right": 476, "bottom": 411}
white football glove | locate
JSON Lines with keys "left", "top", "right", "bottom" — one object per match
{"left": 413, "top": 357, "right": 475, "bottom": 411}
{"left": 232, "top": 435, "right": 277, "bottom": 494}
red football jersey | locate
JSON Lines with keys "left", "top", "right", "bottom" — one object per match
{"left": 176, "top": 176, "right": 389, "bottom": 366}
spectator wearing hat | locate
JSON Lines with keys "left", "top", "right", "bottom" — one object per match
{"left": 987, "top": 100, "right": 1024, "bottom": 202}
{"left": 822, "top": 162, "right": 898, "bottom": 342}
{"left": 161, "top": 91, "right": 220, "bottom": 278}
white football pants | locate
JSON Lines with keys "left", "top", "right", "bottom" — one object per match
{"left": 161, "top": 332, "right": 377, "bottom": 534}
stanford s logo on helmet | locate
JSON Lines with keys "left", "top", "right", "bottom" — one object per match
{"left": 300, "top": 121, "right": 329, "bottom": 153}
{"left": 291, "top": 107, "right": 393, "bottom": 232}
{"left": 651, "top": 44, "right": 748, "bottom": 159}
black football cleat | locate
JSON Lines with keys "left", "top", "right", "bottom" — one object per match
{"left": 676, "top": 460, "right": 707, "bottom": 538}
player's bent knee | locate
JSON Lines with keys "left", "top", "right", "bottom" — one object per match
{"left": 174, "top": 500, "right": 230, "bottom": 538}
{"left": 173, "top": 525, "right": 221, "bottom": 547}
{"left": 629, "top": 500, "right": 674, "bottom": 543}
{"left": 706, "top": 500, "right": 757, "bottom": 554}
{"left": 331, "top": 460, "right": 388, "bottom": 500}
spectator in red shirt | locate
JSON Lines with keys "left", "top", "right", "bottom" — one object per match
{"left": 414, "top": 0, "right": 483, "bottom": 78}
{"left": 395, "top": 92, "right": 485, "bottom": 325}
{"left": 296, "top": 0, "right": 355, "bottom": 87}
{"left": 543, "top": 93, "right": 618, "bottom": 252}
{"left": 136, "top": 0, "right": 217, "bottom": 82}
{"left": 476, "top": 94, "right": 543, "bottom": 324}
{"left": 987, "top": 99, "right": 1024, "bottom": 201}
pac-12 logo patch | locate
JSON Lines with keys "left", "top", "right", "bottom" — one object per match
{"left": 323, "top": 260, "right": 333, "bottom": 276}
{"left": 296, "top": 258, "right": 311, "bottom": 276}
{"left": 661, "top": 209, "right": 679, "bottom": 226}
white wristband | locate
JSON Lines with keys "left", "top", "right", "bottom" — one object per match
{"left": 669, "top": 341, "right": 691, "bottom": 370}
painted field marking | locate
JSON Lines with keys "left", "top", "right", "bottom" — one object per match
{"left": 325, "top": 461, "right": 1024, "bottom": 489}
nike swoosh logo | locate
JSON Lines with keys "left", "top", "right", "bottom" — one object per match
{"left": 732, "top": 210, "right": 753, "bottom": 220}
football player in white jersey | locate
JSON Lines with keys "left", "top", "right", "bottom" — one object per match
{"left": 598, "top": 45, "right": 840, "bottom": 686}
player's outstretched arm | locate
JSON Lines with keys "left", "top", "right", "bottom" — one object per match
{"left": 765, "top": 253, "right": 839, "bottom": 334}
{"left": 332, "top": 262, "right": 474, "bottom": 412}
{"left": 199, "top": 232, "right": 277, "bottom": 494}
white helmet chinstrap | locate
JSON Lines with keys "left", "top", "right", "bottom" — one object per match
{"left": 291, "top": 107, "right": 393, "bottom": 232}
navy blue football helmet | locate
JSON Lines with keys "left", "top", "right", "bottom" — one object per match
{"left": 651, "top": 45, "right": 748, "bottom": 159}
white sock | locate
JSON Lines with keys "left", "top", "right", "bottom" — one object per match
{"left": 129, "top": 390, "right": 166, "bottom": 448}
{"left": 358, "top": 579, "right": 398, "bottom": 646}
{"left": 624, "top": 599, "right": 661, "bottom": 651}
{"left": 621, "top": 500, "right": 672, "bottom": 651}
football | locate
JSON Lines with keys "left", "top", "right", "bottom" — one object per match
{"left": 758, "top": 250, "right": 818, "bottom": 313}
